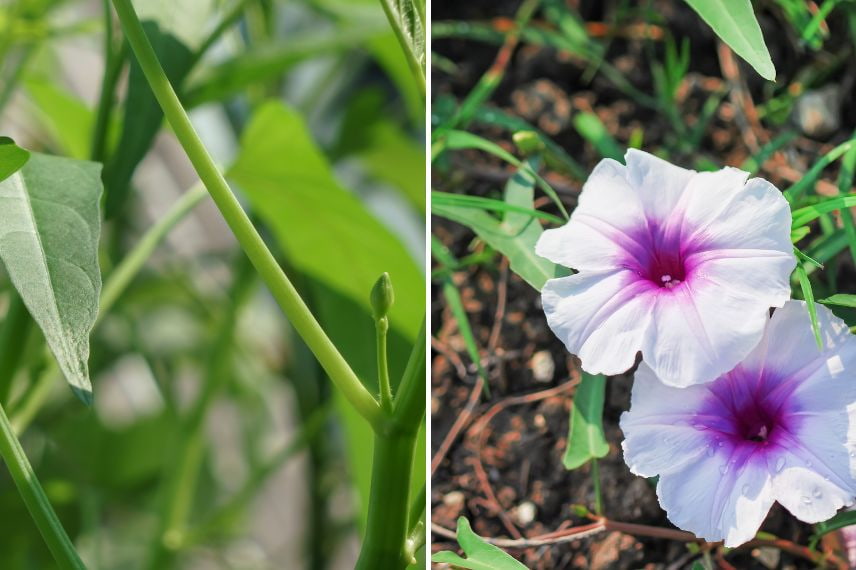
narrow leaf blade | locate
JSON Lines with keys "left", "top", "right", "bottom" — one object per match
{"left": 563, "top": 372, "right": 609, "bottom": 470}
{"left": 432, "top": 161, "right": 566, "bottom": 290}
{"left": 0, "top": 153, "right": 103, "bottom": 402}
{"left": 683, "top": 0, "right": 775, "bottom": 80}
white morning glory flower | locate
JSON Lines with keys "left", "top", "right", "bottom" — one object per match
{"left": 621, "top": 300, "right": 856, "bottom": 547}
{"left": 535, "top": 149, "right": 795, "bottom": 386}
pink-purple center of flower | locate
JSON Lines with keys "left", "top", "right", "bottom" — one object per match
{"left": 617, "top": 220, "right": 696, "bottom": 290}
{"left": 693, "top": 370, "right": 800, "bottom": 451}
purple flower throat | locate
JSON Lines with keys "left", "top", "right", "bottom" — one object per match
{"left": 618, "top": 219, "right": 699, "bottom": 290}
{"left": 695, "top": 369, "right": 799, "bottom": 451}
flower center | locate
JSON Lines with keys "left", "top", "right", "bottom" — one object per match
{"left": 647, "top": 252, "right": 687, "bottom": 289}
{"left": 736, "top": 412, "right": 776, "bottom": 444}
{"left": 695, "top": 370, "right": 797, "bottom": 448}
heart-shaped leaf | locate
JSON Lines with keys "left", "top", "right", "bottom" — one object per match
{"left": 0, "top": 153, "right": 103, "bottom": 403}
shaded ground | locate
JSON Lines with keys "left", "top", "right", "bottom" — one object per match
{"left": 431, "top": 0, "right": 856, "bottom": 568}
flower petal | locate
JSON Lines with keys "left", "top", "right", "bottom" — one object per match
{"left": 743, "top": 300, "right": 854, "bottom": 384}
{"left": 641, "top": 280, "right": 770, "bottom": 386}
{"left": 620, "top": 363, "right": 713, "bottom": 477}
{"left": 657, "top": 445, "right": 774, "bottom": 547}
{"left": 535, "top": 159, "right": 644, "bottom": 271}
{"left": 769, "top": 417, "right": 856, "bottom": 524}
{"left": 688, "top": 178, "right": 793, "bottom": 254}
{"left": 624, "top": 148, "right": 694, "bottom": 222}
{"left": 541, "top": 271, "right": 653, "bottom": 376}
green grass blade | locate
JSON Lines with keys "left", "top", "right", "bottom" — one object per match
{"left": 794, "top": 263, "right": 822, "bottom": 348}
{"left": 572, "top": 112, "right": 623, "bottom": 161}
{"left": 431, "top": 191, "right": 564, "bottom": 224}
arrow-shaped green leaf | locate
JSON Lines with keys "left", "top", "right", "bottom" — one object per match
{"left": 0, "top": 153, "right": 103, "bottom": 403}
{"left": 433, "top": 517, "right": 527, "bottom": 569}
{"left": 564, "top": 372, "right": 609, "bottom": 470}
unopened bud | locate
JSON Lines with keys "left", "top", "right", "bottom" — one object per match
{"left": 370, "top": 272, "right": 394, "bottom": 320}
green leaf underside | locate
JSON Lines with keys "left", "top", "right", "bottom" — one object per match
{"left": 683, "top": 0, "right": 775, "bottom": 81}
{"left": 228, "top": 101, "right": 425, "bottom": 527}
{"left": 564, "top": 372, "right": 609, "bottom": 470}
{"left": 818, "top": 294, "right": 856, "bottom": 308}
{"left": 433, "top": 160, "right": 565, "bottom": 291}
{"left": 432, "top": 517, "right": 527, "bottom": 570}
{"left": 0, "top": 137, "right": 30, "bottom": 184}
{"left": 0, "top": 153, "right": 103, "bottom": 402}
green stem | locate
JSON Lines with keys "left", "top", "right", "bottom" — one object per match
{"left": 0, "top": 291, "right": 31, "bottom": 402}
{"left": 591, "top": 459, "right": 603, "bottom": 516}
{"left": 377, "top": 317, "right": 393, "bottom": 413}
{"left": 392, "top": 319, "right": 426, "bottom": 434}
{"left": 355, "top": 431, "right": 417, "bottom": 569}
{"left": 0, "top": 402, "right": 86, "bottom": 569}
{"left": 110, "top": 0, "right": 382, "bottom": 430}
{"left": 377, "top": 0, "right": 426, "bottom": 98}
{"left": 91, "top": 0, "right": 119, "bottom": 161}
{"left": 356, "top": 321, "right": 426, "bottom": 568}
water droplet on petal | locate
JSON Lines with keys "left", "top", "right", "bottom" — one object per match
{"left": 706, "top": 446, "right": 715, "bottom": 457}
{"left": 719, "top": 464, "right": 729, "bottom": 475}
{"left": 849, "top": 450, "right": 855, "bottom": 458}
{"left": 717, "top": 441, "right": 724, "bottom": 447}
{"left": 813, "top": 487, "right": 823, "bottom": 498}
{"left": 775, "top": 458, "right": 786, "bottom": 472}
{"left": 806, "top": 460, "right": 813, "bottom": 467}
{"left": 802, "top": 496, "right": 812, "bottom": 504}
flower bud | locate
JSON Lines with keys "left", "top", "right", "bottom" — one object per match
{"left": 370, "top": 272, "right": 394, "bottom": 320}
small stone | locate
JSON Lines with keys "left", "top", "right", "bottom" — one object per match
{"left": 443, "top": 491, "right": 465, "bottom": 508}
{"left": 754, "top": 546, "right": 780, "bottom": 569}
{"left": 794, "top": 85, "right": 841, "bottom": 139}
{"left": 514, "top": 501, "right": 537, "bottom": 526}
{"left": 530, "top": 350, "right": 555, "bottom": 383}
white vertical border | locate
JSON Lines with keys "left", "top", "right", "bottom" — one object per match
{"left": 423, "top": 0, "right": 433, "bottom": 566}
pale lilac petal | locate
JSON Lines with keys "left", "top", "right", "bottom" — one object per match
{"left": 624, "top": 148, "right": 694, "bottom": 221}
{"left": 743, "top": 300, "right": 854, "bottom": 383}
{"left": 657, "top": 167, "right": 748, "bottom": 247}
{"left": 541, "top": 271, "right": 653, "bottom": 376}
{"left": 657, "top": 447, "right": 774, "bottom": 547}
{"left": 623, "top": 301, "right": 856, "bottom": 547}
{"left": 536, "top": 159, "right": 644, "bottom": 271}
{"left": 640, "top": 282, "right": 765, "bottom": 387}
{"left": 687, "top": 178, "right": 793, "bottom": 253}
{"left": 769, "top": 414, "right": 856, "bottom": 524}
{"left": 620, "top": 363, "right": 713, "bottom": 477}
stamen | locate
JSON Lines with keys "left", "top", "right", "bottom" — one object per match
{"left": 748, "top": 424, "right": 770, "bottom": 442}
{"left": 661, "top": 274, "right": 681, "bottom": 289}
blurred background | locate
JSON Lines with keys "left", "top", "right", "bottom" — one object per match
{"left": 431, "top": 0, "right": 856, "bottom": 568}
{"left": 0, "top": 0, "right": 425, "bottom": 568}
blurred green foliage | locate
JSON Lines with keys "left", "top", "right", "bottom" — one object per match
{"left": 0, "top": 0, "right": 425, "bottom": 567}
